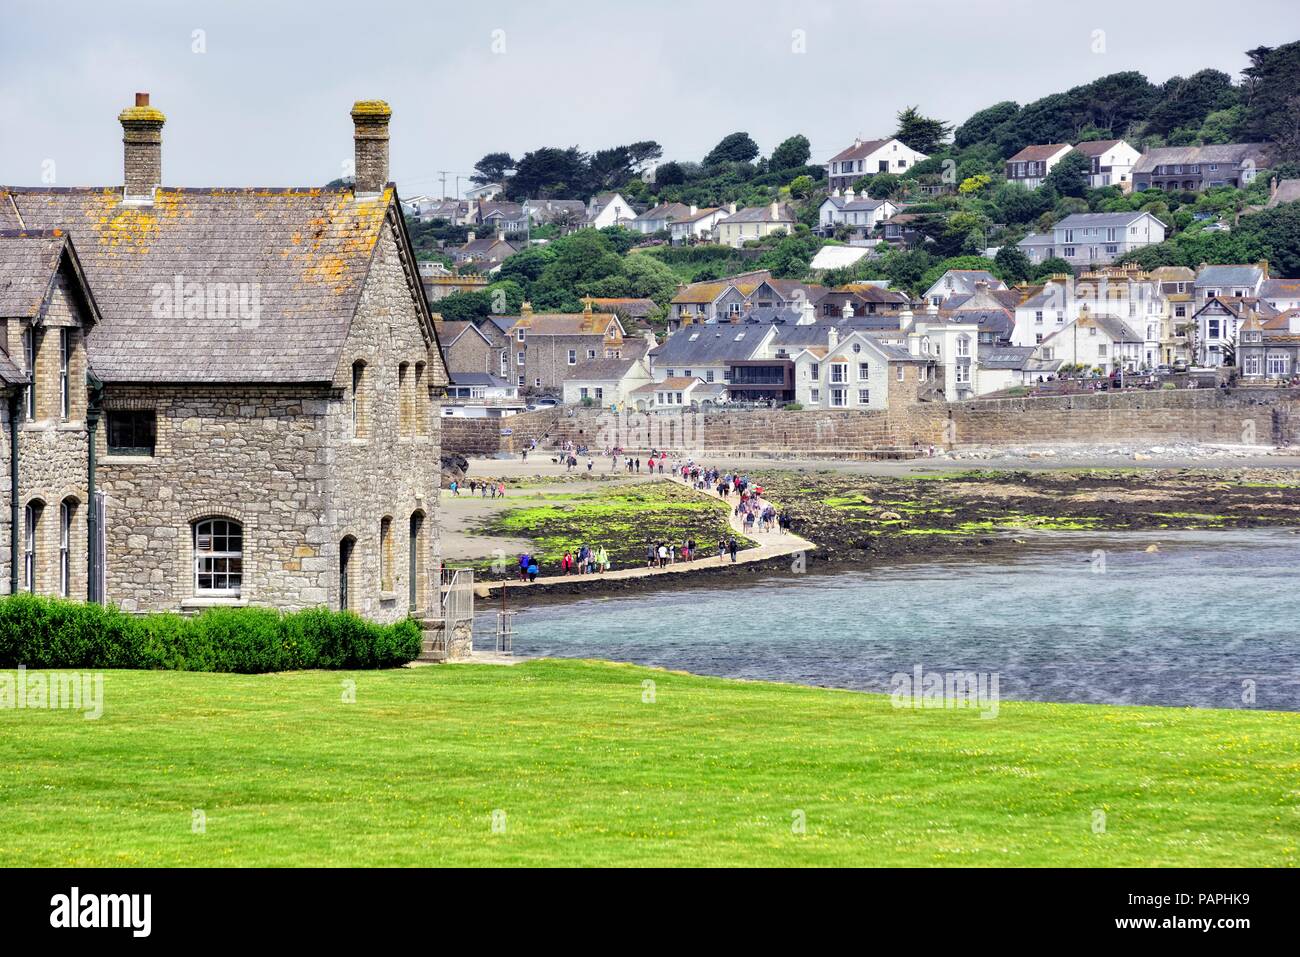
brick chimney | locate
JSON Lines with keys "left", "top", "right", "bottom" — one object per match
{"left": 350, "top": 100, "right": 392, "bottom": 197}
{"left": 119, "top": 93, "right": 165, "bottom": 202}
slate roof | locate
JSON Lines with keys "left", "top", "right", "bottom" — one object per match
{"left": 827, "top": 139, "right": 891, "bottom": 163}
{"left": 565, "top": 357, "right": 641, "bottom": 380}
{"left": 823, "top": 195, "right": 890, "bottom": 213}
{"left": 1195, "top": 264, "right": 1265, "bottom": 288}
{"left": 449, "top": 372, "right": 511, "bottom": 387}
{"left": 1054, "top": 211, "right": 1152, "bottom": 230}
{"left": 939, "top": 309, "right": 1014, "bottom": 339}
{"left": 0, "top": 230, "right": 71, "bottom": 318}
{"left": 0, "top": 184, "right": 431, "bottom": 383}
{"left": 586, "top": 297, "right": 657, "bottom": 319}
{"left": 651, "top": 325, "right": 766, "bottom": 366}
{"left": 1072, "top": 140, "right": 1125, "bottom": 157}
{"left": 434, "top": 320, "right": 487, "bottom": 346}
{"left": 719, "top": 203, "right": 797, "bottom": 224}
{"left": 634, "top": 376, "right": 702, "bottom": 393}
{"left": 978, "top": 346, "right": 1037, "bottom": 370}
{"left": 634, "top": 202, "right": 692, "bottom": 224}
{"left": 1007, "top": 144, "right": 1072, "bottom": 163}
{"left": 1260, "top": 278, "right": 1300, "bottom": 299}
{"left": 1133, "top": 143, "right": 1272, "bottom": 173}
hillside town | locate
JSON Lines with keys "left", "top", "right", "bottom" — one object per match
{"left": 411, "top": 43, "right": 1300, "bottom": 419}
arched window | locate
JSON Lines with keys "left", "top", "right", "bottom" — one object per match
{"left": 414, "top": 362, "right": 427, "bottom": 438}
{"left": 398, "top": 362, "right": 410, "bottom": 437}
{"left": 194, "top": 518, "right": 242, "bottom": 596}
{"left": 59, "top": 498, "right": 78, "bottom": 598}
{"left": 379, "top": 516, "right": 394, "bottom": 593}
{"left": 339, "top": 536, "right": 356, "bottom": 611}
{"left": 23, "top": 500, "right": 43, "bottom": 592}
{"left": 351, "top": 360, "right": 368, "bottom": 438}
{"left": 408, "top": 510, "right": 426, "bottom": 613}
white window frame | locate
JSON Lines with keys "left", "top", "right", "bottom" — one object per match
{"left": 59, "top": 500, "right": 72, "bottom": 597}
{"left": 194, "top": 518, "right": 243, "bottom": 597}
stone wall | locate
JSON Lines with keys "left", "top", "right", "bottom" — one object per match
{"left": 91, "top": 220, "right": 447, "bottom": 623}
{"left": 442, "top": 407, "right": 560, "bottom": 456}
{"left": 947, "top": 389, "right": 1300, "bottom": 448}
{"left": 2, "top": 271, "right": 93, "bottom": 597}
{"left": 546, "top": 405, "right": 946, "bottom": 454}
{"left": 324, "top": 218, "right": 445, "bottom": 623}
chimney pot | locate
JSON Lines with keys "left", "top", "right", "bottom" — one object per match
{"left": 350, "top": 99, "right": 392, "bottom": 197}
{"left": 119, "top": 91, "right": 166, "bottom": 202}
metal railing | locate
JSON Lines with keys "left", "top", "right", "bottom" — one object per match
{"left": 439, "top": 568, "right": 475, "bottom": 624}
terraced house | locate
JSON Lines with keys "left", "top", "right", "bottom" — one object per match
{"left": 0, "top": 94, "right": 448, "bottom": 622}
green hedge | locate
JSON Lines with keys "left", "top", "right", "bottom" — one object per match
{"left": 0, "top": 595, "right": 422, "bottom": 673}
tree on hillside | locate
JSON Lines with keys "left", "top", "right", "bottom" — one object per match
{"left": 954, "top": 101, "right": 1020, "bottom": 150}
{"left": 1145, "top": 70, "right": 1240, "bottom": 138}
{"left": 1239, "top": 42, "right": 1300, "bottom": 146}
{"left": 994, "top": 245, "right": 1033, "bottom": 284}
{"left": 471, "top": 152, "right": 516, "bottom": 186}
{"left": 894, "top": 106, "right": 953, "bottom": 154}
{"left": 703, "top": 132, "right": 759, "bottom": 167}
{"left": 653, "top": 161, "right": 687, "bottom": 187}
{"left": 1043, "top": 151, "right": 1092, "bottom": 198}
{"left": 770, "top": 134, "right": 811, "bottom": 170}
{"left": 505, "top": 146, "right": 590, "bottom": 199}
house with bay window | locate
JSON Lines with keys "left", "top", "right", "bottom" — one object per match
{"left": 1238, "top": 311, "right": 1300, "bottom": 381}
{"left": 0, "top": 95, "right": 448, "bottom": 623}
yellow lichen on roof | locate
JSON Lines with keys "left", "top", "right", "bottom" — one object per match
{"left": 292, "top": 188, "right": 390, "bottom": 294}
{"left": 83, "top": 189, "right": 181, "bottom": 256}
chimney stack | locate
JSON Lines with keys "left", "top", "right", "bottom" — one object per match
{"left": 350, "top": 99, "right": 392, "bottom": 197}
{"left": 119, "top": 92, "right": 165, "bottom": 203}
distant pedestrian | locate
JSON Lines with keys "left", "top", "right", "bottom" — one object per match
{"left": 728, "top": 537, "right": 738, "bottom": 562}
{"left": 527, "top": 559, "right": 539, "bottom": 582}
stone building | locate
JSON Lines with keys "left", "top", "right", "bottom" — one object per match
{"left": 0, "top": 94, "right": 448, "bottom": 623}
{"left": 508, "top": 301, "right": 626, "bottom": 393}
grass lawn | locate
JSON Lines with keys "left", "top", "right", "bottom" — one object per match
{"left": 1, "top": 660, "right": 1296, "bottom": 866}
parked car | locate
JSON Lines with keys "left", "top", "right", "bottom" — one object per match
{"left": 1155, "top": 364, "right": 1173, "bottom": 376}
{"left": 1172, "top": 359, "right": 1189, "bottom": 373}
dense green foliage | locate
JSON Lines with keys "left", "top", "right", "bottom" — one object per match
{"left": 0, "top": 595, "right": 421, "bottom": 673}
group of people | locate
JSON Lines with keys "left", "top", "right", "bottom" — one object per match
{"left": 647, "top": 536, "right": 739, "bottom": 567}
{"left": 449, "top": 479, "right": 506, "bottom": 498}
{"left": 559, "top": 544, "right": 610, "bottom": 576}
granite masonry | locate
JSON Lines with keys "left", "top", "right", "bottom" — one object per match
{"left": 0, "top": 96, "right": 449, "bottom": 625}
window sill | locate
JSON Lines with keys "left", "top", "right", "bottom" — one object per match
{"left": 181, "top": 597, "right": 248, "bottom": 609}
{"left": 379, "top": 591, "right": 399, "bottom": 603}
{"left": 102, "top": 454, "right": 155, "bottom": 465}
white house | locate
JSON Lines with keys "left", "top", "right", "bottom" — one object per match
{"left": 632, "top": 202, "right": 693, "bottom": 235}
{"left": 561, "top": 356, "right": 652, "bottom": 408}
{"left": 923, "top": 269, "right": 1006, "bottom": 307}
{"left": 1034, "top": 308, "right": 1144, "bottom": 372}
{"left": 899, "top": 306, "right": 981, "bottom": 400}
{"left": 826, "top": 138, "right": 928, "bottom": 192}
{"left": 587, "top": 192, "right": 637, "bottom": 229}
{"left": 442, "top": 373, "right": 525, "bottom": 418}
{"left": 790, "top": 327, "right": 930, "bottom": 410}
{"left": 818, "top": 190, "right": 897, "bottom": 237}
{"left": 669, "top": 206, "right": 729, "bottom": 244}
{"left": 1016, "top": 211, "right": 1166, "bottom": 268}
{"left": 630, "top": 376, "right": 729, "bottom": 410}
{"left": 1075, "top": 139, "right": 1141, "bottom": 189}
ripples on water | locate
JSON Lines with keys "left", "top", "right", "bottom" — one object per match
{"left": 479, "top": 529, "right": 1300, "bottom": 711}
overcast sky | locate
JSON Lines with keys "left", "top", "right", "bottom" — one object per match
{"left": 1, "top": 0, "right": 1293, "bottom": 197}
